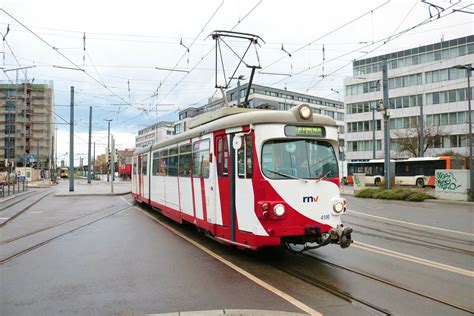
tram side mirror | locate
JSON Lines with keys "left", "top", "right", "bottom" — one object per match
{"left": 233, "top": 136, "right": 242, "bottom": 150}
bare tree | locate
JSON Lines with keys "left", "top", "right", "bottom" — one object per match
{"left": 392, "top": 123, "right": 447, "bottom": 158}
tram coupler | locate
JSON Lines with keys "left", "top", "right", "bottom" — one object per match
{"left": 329, "top": 226, "right": 353, "bottom": 249}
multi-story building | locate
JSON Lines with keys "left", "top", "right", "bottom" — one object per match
{"left": 135, "top": 120, "right": 174, "bottom": 148}
{"left": 344, "top": 35, "right": 473, "bottom": 161}
{"left": 173, "top": 83, "right": 345, "bottom": 146}
{"left": 0, "top": 81, "right": 54, "bottom": 170}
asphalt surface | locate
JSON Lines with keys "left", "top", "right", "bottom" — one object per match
{"left": 0, "top": 190, "right": 367, "bottom": 315}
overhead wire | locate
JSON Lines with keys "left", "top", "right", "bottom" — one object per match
{"left": 270, "top": 0, "right": 465, "bottom": 92}
{"left": 261, "top": 0, "right": 390, "bottom": 71}
{"left": 0, "top": 9, "right": 134, "bottom": 110}
{"left": 152, "top": 0, "right": 263, "bottom": 107}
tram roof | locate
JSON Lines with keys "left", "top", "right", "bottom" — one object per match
{"left": 135, "top": 104, "right": 337, "bottom": 155}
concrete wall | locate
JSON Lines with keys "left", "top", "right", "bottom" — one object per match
{"left": 435, "top": 169, "right": 470, "bottom": 201}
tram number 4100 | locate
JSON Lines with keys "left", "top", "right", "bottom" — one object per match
{"left": 320, "top": 214, "right": 330, "bottom": 220}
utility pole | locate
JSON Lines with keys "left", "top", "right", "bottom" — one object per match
{"left": 111, "top": 136, "right": 115, "bottom": 194}
{"left": 69, "top": 86, "right": 74, "bottom": 191}
{"left": 51, "top": 133, "right": 55, "bottom": 182}
{"left": 382, "top": 59, "right": 391, "bottom": 190}
{"left": 93, "top": 141, "right": 96, "bottom": 178}
{"left": 372, "top": 107, "right": 376, "bottom": 159}
{"left": 104, "top": 119, "right": 112, "bottom": 182}
{"left": 87, "top": 106, "right": 92, "bottom": 184}
{"left": 419, "top": 97, "right": 424, "bottom": 157}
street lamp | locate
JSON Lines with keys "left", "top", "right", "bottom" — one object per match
{"left": 454, "top": 64, "right": 473, "bottom": 201}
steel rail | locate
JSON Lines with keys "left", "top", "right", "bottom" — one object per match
{"left": 0, "top": 205, "right": 133, "bottom": 265}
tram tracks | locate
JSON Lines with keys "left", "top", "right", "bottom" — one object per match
{"left": 0, "top": 203, "right": 125, "bottom": 245}
{"left": 301, "top": 251, "right": 474, "bottom": 314}
{"left": 136, "top": 206, "right": 474, "bottom": 315}
{"left": 0, "top": 204, "right": 133, "bottom": 265}
{"left": 0, "top": 190, "right": 53, "bottom": 227}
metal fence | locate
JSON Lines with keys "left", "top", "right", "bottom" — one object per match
{"left": 0, "top": 179, "right": 28, "bottom": 198}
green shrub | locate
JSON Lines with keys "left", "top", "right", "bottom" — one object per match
{"left": 355, "top": 188, "right": 432, "bottom": 202}
{"left": 373, "top": 190, "right": 398, "bottom": 200}
{"left": 405, "top": 191, "right": 433, "bottom": 202}
{"left": 355, "top": 188, "right": 381, "bottom": 198}
{"left": 393, "top": 189, "right": 412, "bottom": 200}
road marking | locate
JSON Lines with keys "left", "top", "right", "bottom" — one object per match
{"left": 28, "top": 211, "right": 44, "bottom": 214}
{"left": 0, "top": 217, "right": 10, "bottom": 220}
{"left": 120, "top": 196, "right": 133, "bottom": 206}
{"left": 348, "top": 209, "right": 474, "bottom": 237}
{"left": 137, "top": 207, "right": 321, "bottom": 316}
{"left": 353, "top": 241, "right": 474, "bottom": 277}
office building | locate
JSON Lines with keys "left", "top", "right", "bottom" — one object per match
{"left": 173, "top": 83, "right": 345, "bottom": 146}
{"left": 135, "top": 120, "right": 174, "bottom": 148}
{"left": 344, "top": 35, "right": 473, "bottom": 160}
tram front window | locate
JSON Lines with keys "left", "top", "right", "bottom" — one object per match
{"left": 262, "top": 139, "right": 338, "bottom": 180}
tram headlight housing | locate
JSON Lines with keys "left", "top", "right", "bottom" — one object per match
{"left": 299, "top": 105, "right": 312, "bottom": 120}
{"left": 273, "top": 204, "right": 286, "bottom": 217}
{"left": 332, "top": 199, "right": 346, "bottom": 214}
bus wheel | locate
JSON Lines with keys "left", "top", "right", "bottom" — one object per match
{"left": 416, "top": 178, "right": 424, "bottom": 188}
{"left": 342, "top": 177, "right": 348, "bottom": 185}
{"left": 374, "top": 178, "right": 381, "bottom": 186}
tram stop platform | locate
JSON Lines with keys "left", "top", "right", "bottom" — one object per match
{"left": 54, "top": 178, "right": 131, "bottom": 196}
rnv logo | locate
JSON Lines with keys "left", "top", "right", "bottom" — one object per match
{"left": 303, "top": 195, "right": 319, "bottom": 203}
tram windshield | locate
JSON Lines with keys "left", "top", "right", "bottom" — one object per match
{"left": 262, "top": 139, "right": 338, "bottom": 180}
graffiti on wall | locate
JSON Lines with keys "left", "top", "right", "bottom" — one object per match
{"left": 436, "top": 171, "right": 461, "bottom": 191}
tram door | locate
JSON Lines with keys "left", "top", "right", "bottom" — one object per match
{"left": 137, "top": 155, "right": 142, "bottom": 197}
{"left": 233, "top": 133, "right": 254, "bottom": 238}
{"left": 215, "top": 132, "right": 254, "bottom": 242}
{"left": 215, "top": 134, "right": 231, "bottom": 237}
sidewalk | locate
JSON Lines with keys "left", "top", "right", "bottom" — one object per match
{"left": 340, "top": 185, "right": 474, "bottom": 205}
{"left": 55, "top": 179, "right": 131, "bottom": 196}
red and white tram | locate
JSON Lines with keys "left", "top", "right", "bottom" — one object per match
{"left": 132, "top": 104, "right": 352, "bottom": 251}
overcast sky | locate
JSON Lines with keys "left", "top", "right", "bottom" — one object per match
{"left": 1, "top": 0, "right": 472, "bottom": 165}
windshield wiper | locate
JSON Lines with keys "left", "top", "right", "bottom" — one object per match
{"left": 265, "top": 169, "right": 308, "bottom": 182}
{"left": 315, "top": 170, "right": 332, "bottom": 182}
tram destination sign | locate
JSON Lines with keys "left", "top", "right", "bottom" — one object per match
{"left": 285, "top": 125, "right": 326, "bottom": 137}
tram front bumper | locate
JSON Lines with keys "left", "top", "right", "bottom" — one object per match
{"left": 329, "top": 226, "right": 353, "bottom": 248}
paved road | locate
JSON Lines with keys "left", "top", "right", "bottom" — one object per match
{"left": 1, "top": 188, "right": 472, "bottom": 315}
{"left": 0, "top": 191, "right": 368, "bottom": 315}
{"left": 308, "top": 195, "right": 474, "bottom": 314}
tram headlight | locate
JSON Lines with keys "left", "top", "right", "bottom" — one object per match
{"left": 299, "top": 105, "right": 312, "bottom": 120}
{"left": 273, "top": 204, "right": 286, "bottom": 217}
{"left": 333, "top": 199, "right": 345, "bottom": 214}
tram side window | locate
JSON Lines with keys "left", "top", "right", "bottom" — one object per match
{"left": 159, "top": 150, "right": 168, "bottom": 176}
{"left": 217, "top": 136, "right": 229, "bottom": 177}
{"left": 142, "top": 154, "right": 148, "bottom": 175}
{"left": 132, "top": 158, "right": 136, "bottom": 175}
{"left": 152, "top": 151, "right": 160, "bottom": 176}
{"left": 167, "top": 147, "right": 179, "bottom": 176}
{"left": 179, "top": 144, "right": 192, "bottom": 177}
{"left": 193, "top": 139, "right": 210, "bottom": 178}
{"left": 237, "top": 135, "right": 253, "bottom": 179}
{"left": 217, "top": 138, "right": 223, "bottom": 176}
